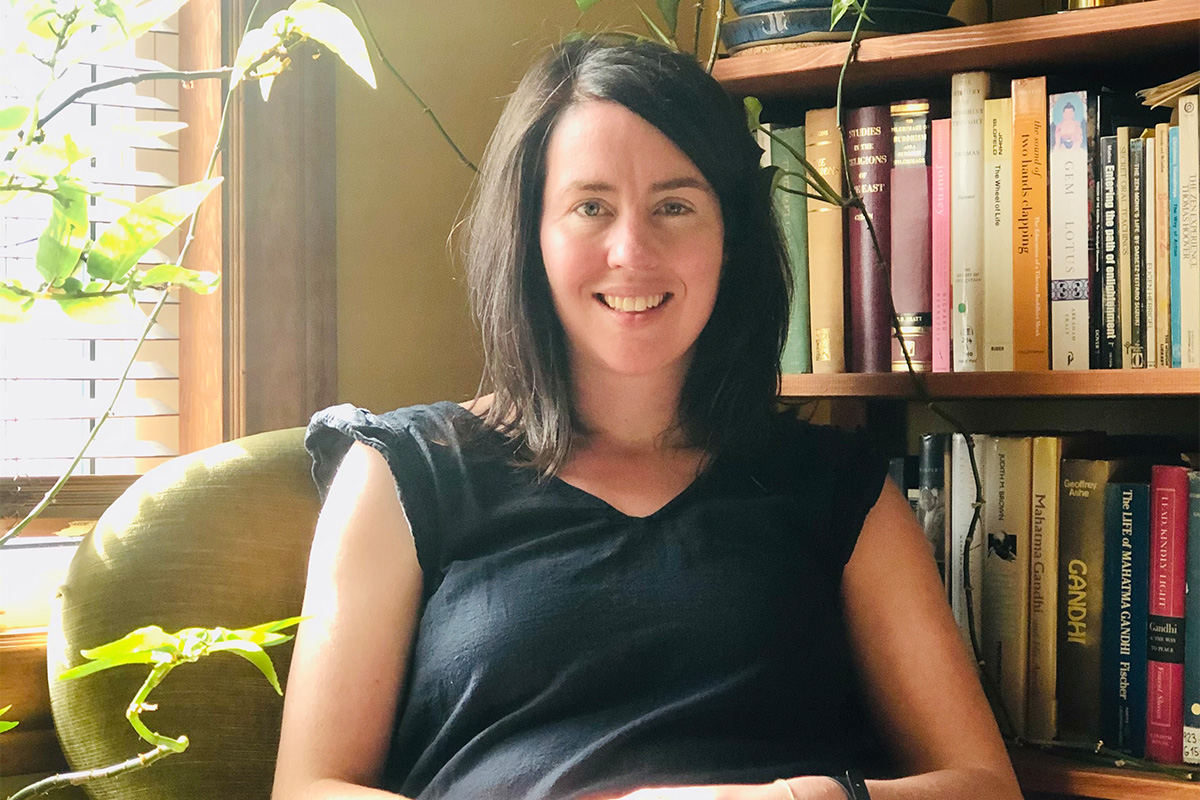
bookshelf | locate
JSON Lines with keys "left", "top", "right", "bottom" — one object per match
{"left": 716, "top": 2, "right": 1200, "bottom": 798}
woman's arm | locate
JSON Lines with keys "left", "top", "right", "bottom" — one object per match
{"left": 834, "top": 478, "right": 1023, "bottom": 800}
{"left": 272, "top": 441, "right": 424, "bottom": 800}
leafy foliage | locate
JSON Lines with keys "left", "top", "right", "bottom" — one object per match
{"left": 0, "top": 705, "right": 17, "bottom": 734}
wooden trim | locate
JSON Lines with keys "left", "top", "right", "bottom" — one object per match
{"left": 0, "top": 476, "right": 134, "bottom": 522}
{"left": 779, "top": 369, "right": 1200, "bottom": 399}
{"left": 1011, "top": 747, "right": 1199, "bottom": 800}
{"left": 713, "top": 0, "right": 1200, "bottom": 102}
{"left": 0, "top": 629, "right": 67, "bottom": 775}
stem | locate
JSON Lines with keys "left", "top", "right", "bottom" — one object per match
{"left": 125, "top": 663, "right": 188, "bottom": 751}
{"left": 40, "top": 68, "right": 233, "bottom": 128}
{"left": 692, "top": 1, "right": 705, "bottom": 57}
{"left": 5, "top": 745, "right": 178, "bottom": 800}
{"left": 344, "top": 0, "right": 476, "bottom": 172}
{"left": 705, "top": 0, "right": 725, "bottom": 73}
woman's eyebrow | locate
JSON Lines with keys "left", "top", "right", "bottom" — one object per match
{"left": 560, "top": 177, "right": 711, "bottom": 193}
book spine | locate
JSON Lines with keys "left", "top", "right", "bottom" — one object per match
{"left": 951, "top": 72, "right": 990, "bottom": 372}
{"left": 846, "top": 105, "right": 893, "bottom": 374}
{"left": 771, "top": 125, "right": 812, "bottom": 374}
{"left": 1184, "top": 471, "right": 1200, "bottom": 764}
{"left": 951, "top": 433, "right": 987, "bottom": 655}
{"left": 1028, "top": 435, "right": 1061, "bottom": 740}
{"left": 1089, "top": 94, "right": 1103, "bottom": 369}
{"left": 805, "top": 108, "right": 846, "bottom": 374}
{"left": 982, "top": 435, "right": 1032, "bottom": 737}
{"left": 1101, "top": 482, "right": 1150, "bottom": 756}
{"left": 1117, "top": 127, "right": 1135, "bottom": 368}
{"left": 1056, "top": 458, "right": 1115, "bottom": 741}
{"left": 890, "top": 100, "right": 933, "bottom": 373}
{"left": 1170, "top": 127, "right": 1182, "bottom": 368}
{"left": 1048, "top": 91, "right": 1090, "bottom": 371}
{"left": 1129, "top": 137, "right": 1146, "bottom": 368}
{"left": 1144, "top": 136, "right": 1157, "bottom": 369}
{"left": 984, "top": 97, "right": 1014, "bottom": 371}
{"left": 1155, "top": 123, "right": 1173, "bottom": 368}
{"left": 919, "top": 432, "right": 950, "bottom": 585}
{"left": 1179, "top": 96, "right": 1199, "bottom": 368}
{"left": 932, "top": 118, "right": 953, "bottom": 373}
{"left": 1145, "top": 464, "right": 1189, "bottom": 764}
{"left": 1099, "top": 136, "right": 1121, "bottom": 368}
{"left": 1012, "top": 76, "right": 1050, "bottom": 372}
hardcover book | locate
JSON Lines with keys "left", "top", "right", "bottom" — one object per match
{"left": 1099, "top": 135, "right": 1121, "bottom": 368}
{"left": 846, "top": 105, "right": 893, "bottom": 373}
{"left": 1048, "top": 91, "right": 1089, "bottom": 371}
{"left": 1012, "top": 76, "right": 1050, "bottom": 372}
{"left": 1143, "top": 135, "right": 1157, "bottom": 369}
{"left": 1155, "top": 123, "right": 1172, "bottom": 368}
{"left": 951, "top": 72, "right": 993, "bottom": 372}
{"left": 770, "top": 125, "right": 812, "bottom": 374}
{"left": 1029, "top": 435, "right": 1062, "bottom": 740}
{"left": 1179, "top": 95, "right": 1199, "bottom": 368}
{"left": 890, "top": 99, "right": 933, "bottom": 373}
{"left": 1146, "top": 464, "right": 1189, "bottom": 764}
{"left": 1101, "top": 482, "right": 1150, "bottom": 756}
{"left": 984, "top": 97, "right": 1014, "bottom": 372}
{"left": 919, "top": 432, "right": 950, "bottom": 585}
{"left": 932, "top": 118, "right": 952, "bottom": 373}
{"left": 1184, "top": 471, "right": 1200, "bottom": 764}
{"left": 1170, "top": 126, "right": 1182, "bottom": 368}
{"left": 1129, "top": 136, "right": 1147, "bottom": 368}
{"left": 1116, "top": 126, "right": 1136, "bottom": 369}
{"left": 805, "top": 108, "right": 847, "bottom": 374}
{"left": 951, "top": 432, "right": 987, "bottom": 656}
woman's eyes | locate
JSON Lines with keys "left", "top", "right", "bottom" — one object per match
{"left": 571, "top": 199, "right": 694, "bottom": 218}
{"left": 576, "top": 200, "right": 605, "bottom": 217}
{"left": 658, "top": 200, "right": 692, "bottom": 216}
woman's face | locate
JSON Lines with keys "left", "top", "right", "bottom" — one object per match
{"left": 539, "top": 100, "right": 724, "bottom": 387}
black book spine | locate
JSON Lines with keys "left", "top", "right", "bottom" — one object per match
{"left": 1099, "top": 135, "right": 1120, "bottom": 368}
{"left": 1129, "top": 137, "right": 1146, "bottom": 368}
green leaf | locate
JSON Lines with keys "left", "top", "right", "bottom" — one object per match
{"left": 136, "top": 264, "right": 220, "bottom": 294}
{"left": 0, "top": 285, "right": 33, "bottom": 321}
{"left": 0, "top": 105, "right": 29, "bottom": 134}
{"left": 235, "top": 616, "right": 306, "bottom": 642}
{"left": 59, "top": 0, "right": 192, "bottom": 65}
{"left": 57, "top": 651, "right": 163, "bottom": 681}
{"left": 744, "top": 96, "right": 764, "bottom": 133}
{"left": 55, "top": 294, "right": 143, "bottom": 324}
{"left": 287, "top": 0, "right": 376, "bottom": 90}
{"left": 208, "top": 639, "right": 284, "bottom": 694}
{"left": 656, "top": 0, "right": 681, "bottom": 36}
{"left": 574, "top": 0, "right": 605, "bottom": 10}
{"left": 0, "top": 705, "right": 17, "bottom": 733}
{"left": 831, "top": 0, "right": 872, "bottom": 29}
{"left": 636, "top": 6, "right": 676, "bottom": 49}
{"left": 11, "top": 134, "right": 91, "bottom": 181}
{"left": 87, "top": 177, "right": 222, "bottom": 282}
{"left": 79, "top": 625, "right": 180, "bottom": 660}
{"left": 231, "top": 26, "right": 283, "bottom": 89}
{"left": 35, "top": 180, "right": 89, "bottom": 284}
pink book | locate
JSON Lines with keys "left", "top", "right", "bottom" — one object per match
{"left": 932, "top": 118, "right": 952, "bottom": 373}
{"left": 1146, "top": 464, "right": 1189, "bottom": 763}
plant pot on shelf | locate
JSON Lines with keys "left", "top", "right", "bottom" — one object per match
{"left": 724, "top": 1, "right": 964, "bottom": 54}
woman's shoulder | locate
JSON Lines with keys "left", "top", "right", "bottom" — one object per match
{"left": 750, "top": 410, "right": 887, "bottom": 488}
{"left": 307, "top": 397, "right": 494, "bottom": 444}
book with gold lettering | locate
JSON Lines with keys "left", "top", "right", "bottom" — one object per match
{"left": 1012, "top": 76, "right": 1049, "bottom": 371}
{"left": 846, "top": 105, "right": 893, "bottom": 373}
{"left": 1146, "top": 464, "right": 1189, "bottom": 763}
{"left": 889, "top": 100, "right": 933, "bottom": 373}
{"left": 805, "top": 107, "right": 846, "bottom": 374}
{"left": 770, "top": 125, "right": 812, "bottom": 374}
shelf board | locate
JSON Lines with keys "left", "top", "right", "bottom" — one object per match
{"left": 1011, "top": 747, "right": 1199, "bottom": 800}
{"left": 778, "top": 369, "right": 1200, "bottom": 399}
{"left": 713, "top": 0, "right": 1199, "bottom": 101}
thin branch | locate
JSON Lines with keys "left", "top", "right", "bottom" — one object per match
{"left": 692, "top": 1, "right": 705, "bottom": 57}
{"left": 40, "top": 68, "right": 233, "bottom": 127}
{"left": 705, "top": 0, "right": 725, "bottom": 73}
{"left": 6, "top": 745, "right": 177, "bottom": 800}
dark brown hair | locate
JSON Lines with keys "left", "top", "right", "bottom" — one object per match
{"left": 464, "top": 36, "right": 790, "bottom": 475}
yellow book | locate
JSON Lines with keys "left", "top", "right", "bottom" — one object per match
{"left": 1012, "top": 77, "right": 1049, "bottom": 372}
{"left": 1028, "top": 435, "right": 1062, "bottom": 740}
{"left": 805, "top": 108, "right": 846, "bottom": 374}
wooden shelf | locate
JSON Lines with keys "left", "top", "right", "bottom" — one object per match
{"left": 713, "top": 0, "right": 1200, "bottom": 102}
{"left": 1011, "top": 747, "right": 1199, "bottom": 800}
{"left": 778, "top": 369, "right": 1200, "bottom": 399}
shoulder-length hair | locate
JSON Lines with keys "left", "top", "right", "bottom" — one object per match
{"left": 464, "top": 36, "right": 790, "bottom": 475}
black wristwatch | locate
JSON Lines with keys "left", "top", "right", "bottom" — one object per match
{"left": 832, "top": 769, "right": 871, "bottom": 800}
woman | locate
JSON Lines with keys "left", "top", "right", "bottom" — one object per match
{"left": 272, "top": 37, "right": 1022, "bottom": 800}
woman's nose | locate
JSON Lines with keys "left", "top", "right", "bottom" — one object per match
{"left": 606, "top": 214, "right": 657, "bottom": 270}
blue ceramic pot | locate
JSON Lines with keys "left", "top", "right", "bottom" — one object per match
{"left": 723, "top": 6, "right": 964, "bottom": 52}
{"left": 730, "top": 0, "right": 956, "bottom": 17}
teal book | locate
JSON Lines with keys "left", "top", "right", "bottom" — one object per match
{"left": 1184, "top": 471, "right": 1200, "bottom": 764}
{"left": 1170, "top": 127, "right": 1181, "bottom": 367}
{"left": 771, "top": 125, "right": 812, "bottom": 374}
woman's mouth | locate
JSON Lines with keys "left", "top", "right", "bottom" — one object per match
{"left": 596, "top": 293, "right": 669, "bottom": 313}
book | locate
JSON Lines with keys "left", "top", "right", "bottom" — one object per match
{"left": 890, "top": 455, "right": 920, "bottom": 515}
{"left": 1144, "top": 135, "right": 1157, "bottom": 369}
{"left": 1155, "top": 123, "right": 1173, "bottom": 368}
{"left": 1048, "top": 91, "right": 1089, "bottom": 371}
{"left": 1129, "top": 136, "right": 1147, "bottom": 368}
{"left": 1029, "top": 434, "right": 1062, "bottom": 740}
{"left": 1170, "top": 126, "right": 1182, "bottom": 368}
{"left": 1101, "top": 482, "right": 1150, "bottom": 756}
{"left": 951, "top": 72, "right": 992, "bottom": 372}
{"left": 1057, "top": 458, "right": 1143, "bottom": 742}
{"left": 1146, "top": 464, "right": 1189, "bottom": 764}
{"left": 1099, "top": 135, "right": 1121, "bottom": 368}
{"left": 951, "top": 432, "right": 987, "bottom": 656}
{"left": 1179, "top": 95, "right": 1199, "bottom": 368}
{"left": 1012, "top": 76, "right": 1050, "bottom": 372}
{"left": 984, "top": 97, "right": 1014, "bottom": 371}
{"left": 890, "top": 99, "right": 933, "bottom": 373}
{"left": 805, "top": 108, "right": 847, "bottom": 374}
{"left": 1184, "top": 471, "right": 1200, "bottom": 764}
{"left": 932, "top": 117, "right": 952, "bottom": 373}
{"left": 770, "top": 125, "right": 813, "bottom": 374}
{"left": 846, "top": 105, "right": 893, "bottom": 374}
{"left": 1116, "top": 126, "right": 1137, "bottom": 369}
{"left": 982, "top": 435, "right": 1031, "bottom": 738}
{"left": 919, "top": 432, "right": 950, "bottom": 585}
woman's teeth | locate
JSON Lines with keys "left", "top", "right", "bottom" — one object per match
{"left": 601, "top": 294, "right": 665, "bottom": 312}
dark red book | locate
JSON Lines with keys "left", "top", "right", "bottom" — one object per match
{"left": 846, "top": 105, "right": 893, "bottom": 373}
{"left": 889, "top": 100, "right": 933, "bottom": 373}
{"left": 1146, "top": 464, "right": 1189, "bottom": 763}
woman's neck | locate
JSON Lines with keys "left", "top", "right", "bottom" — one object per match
{"left": 570, "top": 366, "right": 691, "bottom": 456}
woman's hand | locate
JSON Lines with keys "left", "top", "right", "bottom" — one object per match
{"left": 605, "top": 777, "right": 846, "bottom": 800}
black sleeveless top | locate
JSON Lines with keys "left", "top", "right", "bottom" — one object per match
{"left": 305, "top": 401, "right": 892, "bottom": 800}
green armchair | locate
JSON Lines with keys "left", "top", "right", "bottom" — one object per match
{"left": 47, "top": 428, "right": 320, "bottom": 800}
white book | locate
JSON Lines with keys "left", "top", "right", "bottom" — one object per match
{"left": 951, "top": 72, "right": 992, "bottom": 372}
{"left": 984, "top": 97, "right": 1014, "bottom": 371}
{"left": 1155, "top": 122, "right": 1173, "bottom": 368}
{"left": 1048, "top": 91, "right": 1090, "bottom": 370}
{"left": 1116, "top": 127, "right": 1135, "bottom": 368}
{"left": 1144, "top": 134, "right": 1157, "bottom": 368}
{"left": 951, "top": 432, "right": 987, "bottom": 659}
{"left": 1179, "top": 95, "right": 1199, "bottom": 368}
{"left": 981, "top": 436, "right": 1032, "bottom": 737}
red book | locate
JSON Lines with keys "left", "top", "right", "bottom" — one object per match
{"left": 1146, "top": 464, "right": 1189, "bottom": 763}
{"left": 932, "top": 118, "right": 952, "bottom": 373}
{"left": 846, "top": 105, "right": 893, "bottom": 373}
{"left": 889, "top": 100, "right": 933, "bottom": 373}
